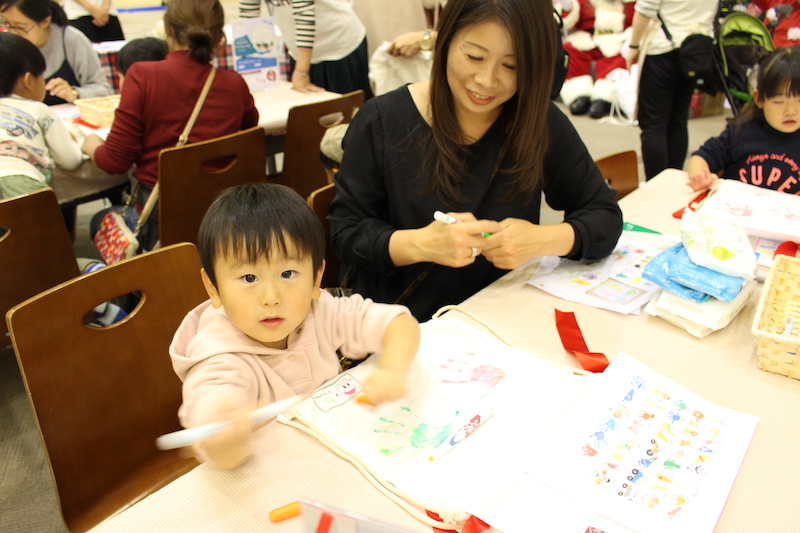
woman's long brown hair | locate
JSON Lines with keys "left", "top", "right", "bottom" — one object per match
{"left": 427, "top": 0, "right": 556, "bottom": 205}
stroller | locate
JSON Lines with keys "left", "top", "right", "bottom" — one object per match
{"left": 713, "top": 10, "right": 775, "bottom": 116}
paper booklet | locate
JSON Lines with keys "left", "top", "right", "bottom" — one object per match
{"left": 279, "top": 318, "right": 757, "bottom": 533}
{"left": 527, "top": 237, "right": 664, "bottom": 314}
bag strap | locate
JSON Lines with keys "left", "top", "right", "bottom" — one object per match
{"left": 134, "top": 68, "right": 217, "bottom": 233}
{"left": 657, "top": 13, "right": 674, "bottom": 44}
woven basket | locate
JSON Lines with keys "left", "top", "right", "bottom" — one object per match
{"left": 74, "top": 95, "right": 121, "bottom": 128}
{"left": 752, "top": 254, "right": 800, "bottom": 379}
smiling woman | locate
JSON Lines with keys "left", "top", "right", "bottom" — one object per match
{"left": 0, "top": 0, "right": 113, "bottom": 105}
{"left": 328, "top": 0, "right": 624, "bottom": 321}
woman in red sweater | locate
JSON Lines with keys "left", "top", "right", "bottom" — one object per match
{"left": 82, "top": 0, "right": 259, "bottom": 249}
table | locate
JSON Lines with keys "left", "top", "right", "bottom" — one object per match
{"left": 88, "top": 169, "right": 800, "bottom": 533}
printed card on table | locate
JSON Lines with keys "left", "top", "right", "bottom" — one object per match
{"left": 230, "top": 17, "right": 281, "bottom": 91}
{"left": 527, "top": 237, "right": 663, "bottom": 314}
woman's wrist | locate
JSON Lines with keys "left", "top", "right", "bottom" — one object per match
{"left": 293, "top": 70, "right": 309, "bottom": 77}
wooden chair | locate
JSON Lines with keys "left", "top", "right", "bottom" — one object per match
{"left": 158, "top": 126, "right": 268, "bottom": 247}
{"left": 0, "top": 189, "right": 81, "bottom": 344}
{"left": 595, "top": 150, "right": 640, "bottom": 201}
{"left": 307, "top": 183, "right": 340, "bottom": 289}
{"left": 5, "top": 243, "right": 206, "bottom": 532}
{"left": 275, "top": 90, "right": 364, "bottom": 200}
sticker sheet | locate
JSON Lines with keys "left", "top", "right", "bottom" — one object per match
{"left": 534, "top": 354, "right": 758, "bottom": 533}
{"left": 527, "top": 238, "right": 663, "bottom": 314}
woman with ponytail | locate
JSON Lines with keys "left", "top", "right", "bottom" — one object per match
{"left": 0, "top": 0, "right": 113, "bottom": 105}
{"left": 82, "top": 0, "right": 259, "bottom": 250}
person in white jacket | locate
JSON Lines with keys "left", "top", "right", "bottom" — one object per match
{"left": 0, "top": 32, "right": 82, "bottom": 198}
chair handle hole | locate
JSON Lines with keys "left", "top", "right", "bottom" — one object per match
{"left": 319, "top": 112, "right": 345, "bottom": 129}
{"left": 82, "top": 291, "right": 145, "bottom": 329}
{"left": 201, "top": 155, "right": 239, "bottom": 174}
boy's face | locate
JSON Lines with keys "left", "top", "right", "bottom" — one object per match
{"left": 201, "top": 239, "right": 324, "bottom": 350}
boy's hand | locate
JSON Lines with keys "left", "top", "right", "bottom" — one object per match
{"left": 359, "top": 313, "right": 419, "bottom": 405}
{"left": 192, "top": 400, "right": 253, "bottom": 470}
{"left": 363, "top": 368, "right": 407, "bottom": 404}
{"left": 687, "top": 169, "right": 719, "bottom": 192}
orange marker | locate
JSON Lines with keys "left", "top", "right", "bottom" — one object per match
{"left": 356, "top": 395, "right": 375, "bottom": 406}
{"left": 269, "top": 500, "right": 301, "bottom": 522}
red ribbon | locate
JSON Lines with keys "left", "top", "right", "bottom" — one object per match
{"left": 775, "top": 241, "right": 799, "bottom": 258}
{"left": 425, "top": 510, "right": 491, "bottom": 533}
{"left": 672, "top": 189, "right": 711, "bottom": 219}
{"left": 555, "top": 309, "right": 609, "bottom": 373}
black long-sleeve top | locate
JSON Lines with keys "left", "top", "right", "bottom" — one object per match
{"left": 329, "top": 86, "right": 622, "bottom": 320}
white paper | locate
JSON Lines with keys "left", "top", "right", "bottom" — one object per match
{"left": 533, "top": 353, "right": 758, "bottom": 533}
{"left": 527, "top": 237, "right": 663, "bottom": 314}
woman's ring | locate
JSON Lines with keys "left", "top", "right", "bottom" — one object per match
{"left": 470, "top": 247, "right": 478, "bottom": 258}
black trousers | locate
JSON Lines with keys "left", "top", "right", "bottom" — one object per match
{"left": 637, "top": 50, "right": 697, "bottom": 180}
{"left": 69, "top": 15, "right": 125, "bottom": 43}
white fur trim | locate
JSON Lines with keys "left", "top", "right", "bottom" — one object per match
{"left": 788, "top": 27, "right": 800, "bottom": 41}
{"left": 594, "top": 29, "right": 629, "bottom": 57}
{"left": 560, "top": 74, "right": 594, "bottom": 104}
{"left": 594, "top": 11, "right": 625, "bottom": 34}
{"left": 565, "top": 31, "right": 595, "bottom": 51}
{"left": 591, "top": 78, "right": 615, "bottom": 102}
{"left": 562, "top": 4, "right": 580, "bottom": 31}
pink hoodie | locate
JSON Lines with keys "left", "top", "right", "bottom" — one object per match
{"left": 169, "top": 291, "right": 410, "bottom": 428}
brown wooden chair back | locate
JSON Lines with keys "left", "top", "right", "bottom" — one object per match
{"left": 5, "top": 243, "right": 206, "bottom": 532}
{"left": 0, "top": 189, "right": 81, "bottom": 343}
{"left": 595, "top": 150, "right": 640, "bottom": 201}
{"left": 307, "top": 183, "right": 340, "bottom": 288}
{"left": 277, "top": 90, "right": 364, "bottom": 200}
{"left": 158, "top": 126, "right": 268, "bottom": 247}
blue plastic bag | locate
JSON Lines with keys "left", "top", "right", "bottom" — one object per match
{"left": 667, "top": 245, "right": 745, "bottom": 302}
{"left": 642, "top": 244, "right": 710, "bottom": 303}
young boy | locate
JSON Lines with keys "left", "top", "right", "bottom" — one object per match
{"left": 0, "top": 32, "right": 83, "bottom": 199}
{"left": 170, "top": 183, "right": 420, "bottom": 469}
{"left": 115, "top": 37, "right": 169, "bottom": 92}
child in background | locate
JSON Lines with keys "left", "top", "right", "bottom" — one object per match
{"left": 0, "top": 32, "right": 83, "bottom": 199}
{"left": 115, "top": 37, "right": 169, "bottom": 92}
{"left": 319, "top": 123, "right": 348, "bottom": 183}
{"left": 687, "top": 45, "right": 800, "bottom": 194}
{"left": 169, "top": 183, "right": 420, "bottom": 469}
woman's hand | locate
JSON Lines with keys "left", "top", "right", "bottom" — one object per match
{"left": 389, "top": 212, "right": 502, "bottom": 268}
{"left": 45, "top": 78, "right": 78, "bottom": 103}
{"left": 291, "top": 71, "right": 323, "bottom": 93}
{"left": 386, "top": 31, "right": 426, "bottom": 57}
{"left": 482, "top": 219, "right": 576, "bottom": 270}
{"left": 81, "top": 134, "right": 105, "bottom": 159}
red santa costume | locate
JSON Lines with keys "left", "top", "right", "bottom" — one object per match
{"left": 558, "top": 0, "right": 636, "bottom": 118}
{"left": 750, "top": 0, "right": 800, "bottom": 49}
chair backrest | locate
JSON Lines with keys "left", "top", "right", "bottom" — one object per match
{"left": 595, "top": 150, "right": 639, "bottom": 201}
{"left": 0, "top": 189, "right": 81, "bottom": 343}
{"left": 307, "top": 183, "right": 340, "bottom": 288}
{"left": 5, "top": 243, "right": 206, "bottom": 532}
{"left": 158, "top": 126, "right": 268, "bottom": 247}
{"left": 279, "top": 90, "right": 364, "bottom": 200}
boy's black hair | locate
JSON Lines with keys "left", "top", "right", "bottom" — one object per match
{"left": 0, "top": 32, "right": 46, "bottom": 97}
{"left": 198, "top": 183, "right": 326, "bottom": 287}
{"left": 116, "top": 37, "right": 169, "bottom": 76}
